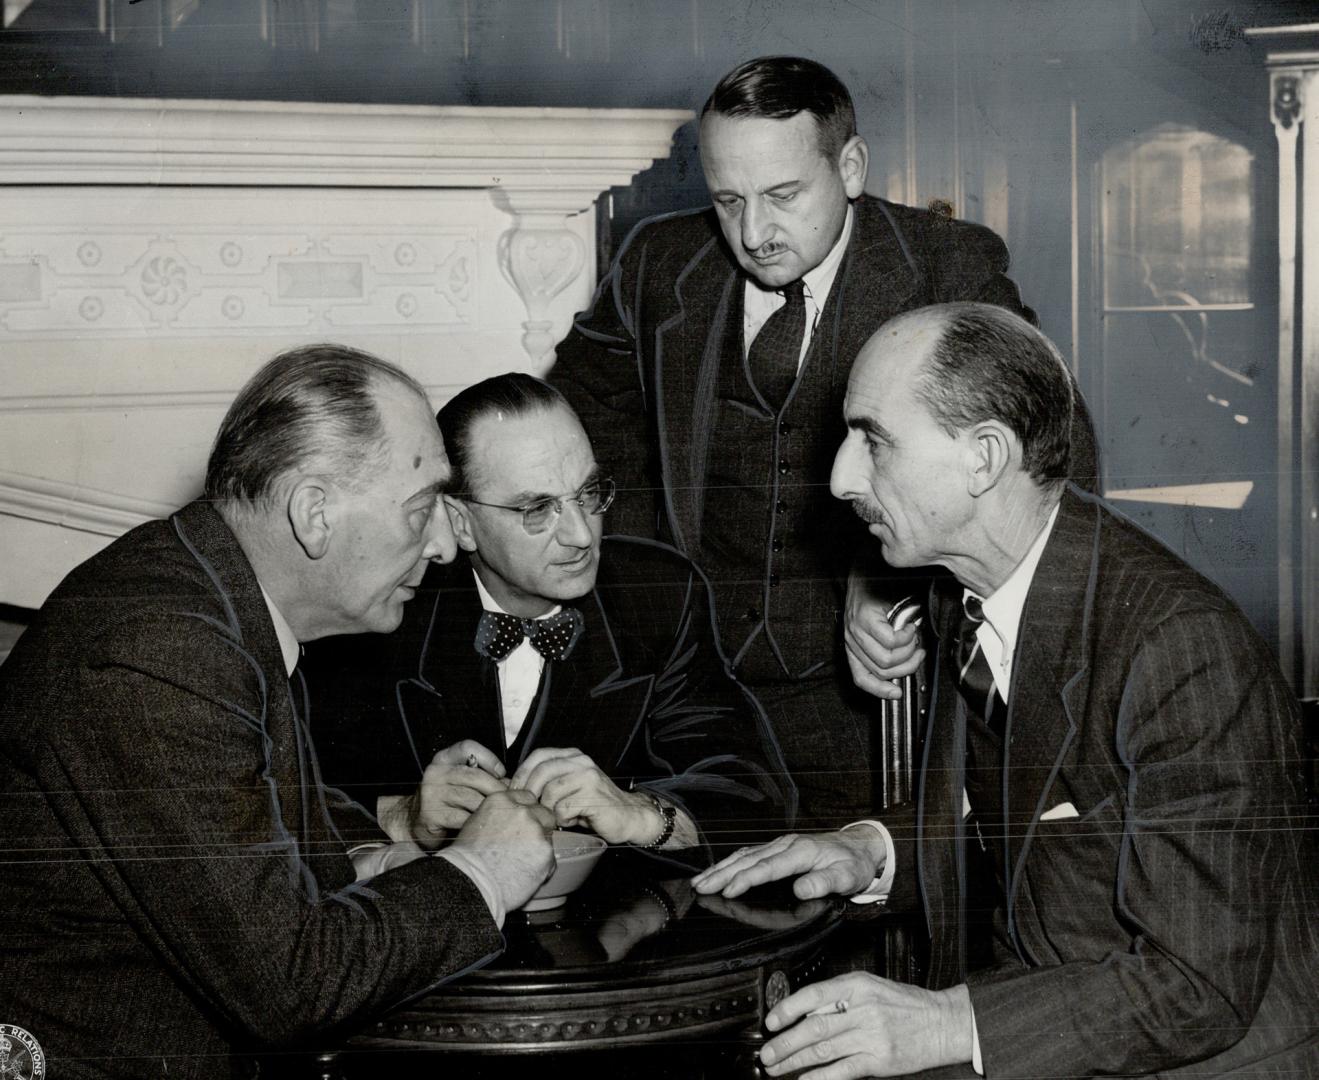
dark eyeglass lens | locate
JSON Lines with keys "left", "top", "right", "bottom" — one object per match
{"left": 522, "top": 501, "right": 557, "bottom": 531}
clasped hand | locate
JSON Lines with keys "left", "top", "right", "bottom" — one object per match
{"left": 510, "top": 746, "right": 662, "bottom": 845}
{"left": 409, "top": 741, "right": 662, "bottom": 846}
{"left": 407, "top": 739, "right": 511, "bottom": 845}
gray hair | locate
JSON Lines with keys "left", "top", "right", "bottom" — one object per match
{"left": 913, "top": 303, "right": 1074, "bottom": 484}
{"left": 204, "top": 343, "right": 427, "bottom": 509}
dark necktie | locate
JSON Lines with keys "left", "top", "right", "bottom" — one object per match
{"left": 747, "top": 279, "right": 807, "bottom": 410}
{"left": 953, "top": 594, "right": 1004, "bottom": 735}
{"left": 474, "top": 608, "right": 583, "bottom": 663}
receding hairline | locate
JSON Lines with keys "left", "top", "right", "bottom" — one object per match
{"left": 460, "top": 400, "right": 592, "bottom": 500}
{"left": 853, "top": 311, "right": 950, "bottom": 381}
{"left": 699, "top": 107, "right": 842, "bottom": 163}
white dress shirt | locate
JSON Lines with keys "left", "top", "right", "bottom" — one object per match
{"left": 473, "top": 571, "right": 561, "bottom": 750}
{"left": 258, "top": 582, "right": 508, "bottom": 927}
{"left": 742, "top": 204, "right": 854, "bottom": 372}
{"left": 847, "top": 501, "right": 1062, "bottom": 1074}
{"left": 967, "top": 501, "right": 1061, "bottom": 702}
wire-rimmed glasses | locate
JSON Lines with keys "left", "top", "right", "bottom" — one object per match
{"left": 461, "top": 477, "right": 616, "bottom": 535}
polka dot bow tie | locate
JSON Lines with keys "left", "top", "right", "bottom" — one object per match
{"left": 474, "top": 608, "right": 584, "bottom": 663}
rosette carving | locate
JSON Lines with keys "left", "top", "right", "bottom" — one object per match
{"left": 140, "top": 256, "right": 189, "bottom": 306}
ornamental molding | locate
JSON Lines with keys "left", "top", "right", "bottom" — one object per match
{"left": 353, "top": 978, "right": 762, "bottom": 1051}
{"left": 0, "top": 96, "right": 692, "bottom": 212}
{"left": 0, "top": 96, "right": 690, "bottom": 365}
{"left": 1272, "top": 73, "right": 1304, "bottom": 130}
{"left": 0, "top": 470, "right": 172, "bottom": 538}
{"left": 0, "top": 97, "right": 690, "bottom": 605}
{"left": 0, "top": 209, "right": 480, "bottom": 340}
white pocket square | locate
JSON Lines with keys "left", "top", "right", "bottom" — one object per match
{"left": 1040, "top": 801, "right": 1080, "bottom": 821}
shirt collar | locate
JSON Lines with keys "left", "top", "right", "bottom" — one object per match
{"left": 969, "top": 500, "right": 1061, "bottom": 661}
{"left": 258, "top": 583, "right": 302, "bottom": 678}
{"left": 743, "top": 202, "right": 854, "bottom": 306}
{"left": 800, "top": 202, "right": 854, "bottom": 305}
{"left": 473, "top": 569, "right": 561, "bottom": 620}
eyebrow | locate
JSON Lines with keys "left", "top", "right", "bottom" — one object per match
{"left": 847, "top": 416, "right": 892, "bottom": 442}
{"left": 711, "top": 180, "right": 803, "bottom": 199}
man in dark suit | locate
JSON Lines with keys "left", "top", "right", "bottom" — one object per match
{"left": 307, "top": 372, "right": 794, "bottom": 864}
{"left": 695, "top": 304, "right": 1318, "bottom": 1078}
{"left": 550, "top": 56, "right": 1073, "bottom": 827}
{"left": 0, "top": 346, "right": 556, "bottom": 1079}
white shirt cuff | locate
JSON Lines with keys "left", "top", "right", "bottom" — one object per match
{"left": 436, "top": 848, "right": 507, "bottom": 930}
{"left": 346, "top": 842, "right": 506, "bottom": 930}
{"left": 840, "top": 820, "right": 895, "bottom": 904}
{"left": 347, "top": 840, "right": 426, "bottom": 880}
{"left": 971, "top": 1000, "right": 984, "bottom": 1075}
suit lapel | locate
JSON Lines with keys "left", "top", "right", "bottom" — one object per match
{"left": 917, "top": 579, "right": 970, "bottom": 988}
{"left": 413, "top": 561, "right": 504, "bottom": 763}
{"left": 1002, "top": 489, "right": 1102, "bottom": 951}
{"left": 523, "top": 587, "right": 636, "bottom": 769}
{"left": 172, "top": 502, "right": 342, "bottom": 885}
{"left": 825, "top": 198, "right": 924, "bottom": 395}
{"left": 655, "top": 233, "right": 741, "bottom": 553}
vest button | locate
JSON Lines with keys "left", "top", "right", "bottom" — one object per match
{"left": 778, "top": 421, "right": 793, "bottom": 437}
{"left": 772, "top": 538, "right": 785, "bottom": 552}
{"left": 776, "top": 499, "right": 789, "bottom": 514}
{"left": 778, "top": 459, "right": 791, "bottom": 475}
{"left": 769, "top": 573, "right": 781, "bottom": 587}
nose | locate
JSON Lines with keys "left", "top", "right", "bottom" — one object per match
{"left": 830, "top": 430, "right": 864, "bottom": 502}
{"left": 553, "top": 498, "right": 595, "bottom": 548}
{"left": 422, "top": 501, "right": 458, "bottom": 564}
{"left": 741, "top": 197, "right": 772, "bottom": 253}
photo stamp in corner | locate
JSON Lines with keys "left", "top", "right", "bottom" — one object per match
{"left": 0, "top": 1024, "right": 45, "bottom": 1080}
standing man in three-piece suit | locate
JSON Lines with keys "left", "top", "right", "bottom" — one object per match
{"left": 308, "top": 373, "right": 793, "bottom": 864}
{"left": 695, "top": 304, "right": 1319, "bottom": 1079}
{"left": 549, "top": 56, "right": 1094, "bottom": 826}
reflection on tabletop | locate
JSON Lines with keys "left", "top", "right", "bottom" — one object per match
{"left": 497, "top": 846, "right": 838, "bottom": 969}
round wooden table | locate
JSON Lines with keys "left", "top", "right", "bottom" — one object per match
{"left": 313, "top": 846, "right": 845, "bottom": 1078}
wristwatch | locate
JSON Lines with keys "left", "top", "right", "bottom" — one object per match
{"left": 639, "top": 794, "right": 676, "bottom": 850}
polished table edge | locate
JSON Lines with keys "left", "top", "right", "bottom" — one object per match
{"left": 334, "top": 903, "right": 842, "bottom": 1055}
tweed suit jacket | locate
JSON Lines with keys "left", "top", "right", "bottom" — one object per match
{"left": 0, "top": 502, "right": 503, "bottom": 1080}
{"left": 911, "top": 487, "right": 1319, "bottom": 1078}
{"left": 549, "top": 194, "right": 1054, "bottom": 550}
{"left": 308, "top": 534, "right": 796, "bottom": 864}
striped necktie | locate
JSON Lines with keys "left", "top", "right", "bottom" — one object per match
{"left": 954, "top": 594, "right": 1003, "bottom": 735}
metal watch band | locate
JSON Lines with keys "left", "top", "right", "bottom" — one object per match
{"left": 639, "top": 794, "right": 676, "bottom": 850}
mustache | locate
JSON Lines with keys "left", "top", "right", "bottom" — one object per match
{"left": 847, "top": 498, "right": 885, "bottom": 525}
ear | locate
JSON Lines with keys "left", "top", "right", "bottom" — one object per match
{"left": 444, "top": 494, "right": 480, "bottom": 554}
{"left": 837, "top": 134, "right": 869, "bottom": 200}
{"left": 288, "top": 477, "right": 332, "bottom": 559}
{"left": 966, "top": 420, "right": 1016, "bottom": 497}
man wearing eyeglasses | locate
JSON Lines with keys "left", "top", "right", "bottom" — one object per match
{"left": 305, "top": 373, "right": 794, "bottom": 861}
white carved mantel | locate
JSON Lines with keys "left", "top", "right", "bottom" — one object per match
{"left": 0, "top": 96, "right": 691, "bottom": 608}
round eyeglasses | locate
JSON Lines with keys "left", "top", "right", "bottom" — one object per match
{"left": 462, "top": 477, "right": 616, "bottom": 536}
